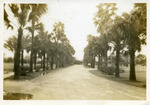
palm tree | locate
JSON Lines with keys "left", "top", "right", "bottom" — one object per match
{"left": 28, "top": 4, "right": 47, "bottom": 72}
{"left": 33, "top": 36, "right": 40, "bottom": 69}
{"left": 122, "top": 3, "right": 146, "bottom": 81}
{"left": 4, "top": 34, "right": 30, "bottom": 67}
{"left": 49, "top": 22, "right": 75, "bottom": 68}
{"left": 39, "top": 32, "right": 49, "bottom": 71}
{"left": 51, "top": 22, "right": 65, "bottom": 68}
{"left": 94, "top": 3, "right": 118, "bottom": 67}
{"left": 5, "top": 4, "right": 30, "bottom": 79}
{"left": 94, "top": 36, "right": 106, "bottom": 70}
{"left": 83, "top": 35, "right": 98, "bottom": 68}
{"left": 4, "top": 4, "right": 13, "bottom": 29}
{"left": 47, "top": 33, "right": 55, "bottom": 69}
{"left": 4, "top": 35, "right": 17, "bottom": 71}
{"left": 35, "top": 23, "right": 50, "bottom": 71}
{"left": 108, "top": 16, "right": 125, "bottom": 77}
{"left": 4, "top": 35, "right": 17, "bottom": 53}
{"left": 21, "top": 35, "right": 30, "bottom": 66}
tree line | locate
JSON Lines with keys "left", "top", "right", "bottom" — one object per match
{"left": 4, "top": 4, "right": 75, "bottom": 79}
{"left": 83, "top": 3, "right": 146, "bottom": 81}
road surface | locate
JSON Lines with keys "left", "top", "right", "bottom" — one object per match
{"left": 4, "top": 65, "right": 146, "bottom": 100}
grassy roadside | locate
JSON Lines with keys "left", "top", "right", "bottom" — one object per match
{"left": 89, "top": 65, "right": 146, "bottom": 88}
{"left": 4, "top": 63, "right": 70, "bottom": 81}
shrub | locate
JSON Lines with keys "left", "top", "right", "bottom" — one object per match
{"left": 4, "top": 57, "right": 14, "bottom": 63}
{"left": 99, "top": 66, "right": 124, "bottom": 75}
{"left": 104, "top": 66, "right": 115, "bottom": 75}
{"left": 119, "top": 68, "right": 125, "bottom": 73}
{"left": 19, "top": 66, "right": 29, "bottom": 76}
{"left": 35, "top": 66, "right": 41, "bottom": 72}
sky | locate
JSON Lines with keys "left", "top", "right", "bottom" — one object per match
{"left": 4, "top": 1, "right": 146, "bottom": 60}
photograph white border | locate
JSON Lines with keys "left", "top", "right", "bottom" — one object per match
{"left": 0, "top": 0, "right": 150, "bottom": 105}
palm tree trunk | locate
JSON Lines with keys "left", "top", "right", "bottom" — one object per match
{"left": 13, "top": 53, "right": 16, "bottom": 72}
{"left": 126, "top": 54, "right": 129, "bottom": 67}
{"left": 21, "top": 50, "right": 24, "bottom": 66}
{"left": 56, "top": 56, "right": 59, "bottom": 68}
{"left": 90, "top": 55, "right": 93, "bottom": 68}
{"left": 30, "top": 50, "right": 33, "bottom": 72}
{"left": 47, "top": 54, "right": 49, "bottom": 70}
{"left": 43, "top": 52, "right": 45, "bottom": 71}
{"left": 104, "top": 35, "right": 108, "bottom": 67}
{"left": 41, "top": 56, "right": 43, "bottom": 68}
{"left": 30, "top": 20, "right": 35, "bottom": 73}
{"left": 105, "top": 50, "right": 108, "bottom": 67}
{"left": 59, "top": 56, "right": 61, "bottom": 68}
{"left": 100, "top": 55, "right": 102, "bottom": 66}
{"left": 129, "top": 48, "right": 136, "bottom": 81}
{"left": 60, "top": 56, "right": 65, "bottom": 67}
{"left": 115, "top": 43, "right": 120, "bottom": 77}
{"left": 51, "top": 56, "right": 54, "bottom": 69}
{"left": 14, "top": 27, "right": 23, "bottom": 79}
{"left": 34, "top": 53, "right": 37, "bottom": 69}
{"left": 98, "top": 55, "right": 100, "bottom": 70}
{"left": 111, "top": 56, "right": 113, "bottom": 66}
{"left": 92, "top": 55, "right": 95, "bottom": 68}
{"left": 56, "top": 62, "right": 58, "bottom": 68}
{"left": 61, "top": 56, "right": 65, "bottom": 67}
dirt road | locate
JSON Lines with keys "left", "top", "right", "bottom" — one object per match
{"left": 4, "top": 65, "right": 146, "bottom": 100}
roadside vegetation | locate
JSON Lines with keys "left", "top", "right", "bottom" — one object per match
{"left": 83, "top": 3, "right": 146, "bottom": 81}
{"left": 4, "top": 4, "right": 75, "bottom": 79}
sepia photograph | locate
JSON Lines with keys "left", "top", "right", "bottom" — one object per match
{"left": 3, "top": 0, "right": 147, "bottom": 100}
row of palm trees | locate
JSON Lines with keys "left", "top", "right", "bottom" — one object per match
{"left": 83, "top": 3, "right": 146, "bottom": 81}
{"left": 4, "top": 4, "right": 75, "bottom": 79}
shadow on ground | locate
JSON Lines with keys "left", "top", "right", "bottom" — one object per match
{"left": 89, "top": 70, "right": 146, "bottom": 88}
{"left": 4, "top": 92, "right": 33, "bottom": 100}
{"left": 4, "top": 66, "right": 72, "bottom": 81}
{"left": 4, "top": 69, "right": 56, "bottom": 81}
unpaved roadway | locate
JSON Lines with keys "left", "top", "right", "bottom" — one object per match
{"left": 4, "top": 65, "right": 146, "bottom": 100}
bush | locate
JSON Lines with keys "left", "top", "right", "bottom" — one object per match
{"left": 74, "top": 60, "right": 83, "bottom": 64}
{"left": 4, "top": 57, "right": 14, "bottom": 63}
{"left": 19, "top": 66, "right": 29, "bottom": 76}
{"left": 99, "top": 66, "right": 124, "bottom": 75}
{"left": 35, "top": 66, "right": 41, "bottom": 72}
{"left": 99, "top": 66, "right": 107, "bottom": 72}
{"left": 104, "top": 66, "right": 115, "bottom": 75}
{"left": 119, "top": 68, "right": 125, "bottom": 73}
{"left": 135, "top": 54, "right": 146, "bottom": 66}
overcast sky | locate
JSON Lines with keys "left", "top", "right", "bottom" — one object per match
{"left": 4, "top": 1, "right": 146, "bottom": 60}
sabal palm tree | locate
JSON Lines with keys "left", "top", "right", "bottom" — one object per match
{"left": 4, "top": 35, "right": 30, "bottom": 67}
{"left": 4, "top": 4, "right": 13, "bottom": 29}
{"left": 33, "top": 36, "right": 40, "bottom": 69}
{"left": 51, "top": 22, "right": 65, "bottom": 68}
{"left": 5, "top": 4, "right": 30, "bottom": 79}
{"left": 84, "top": 35, "right": 98, "bottom": 68}
{"left": 36, "top": 24, "right": 49, "bottom": 71}
{"left": 28, "top": 4, "right": 47, "bottom": 72}
{"left": 94, "top": 36, "right": 106, "bottom": 69}
{"left": 21, "top": 35, "right": 30, "bottom": 66}
{"left": 94, "top": 3, "right": 117, "bottom": 67}
{"left": 49, "top": 22, "right": 75, "bottom": 68}
{"left": 122, "top": 3, "right": 146, "bottom": 81}
{"left": 65, "top": 42, "right": 75, "bottom": 65}
{"left": 4, "top": 35, "right": 17, "bottom": 53}
{"left": 108, "top": 16, "right": 125, "bottom": 77}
